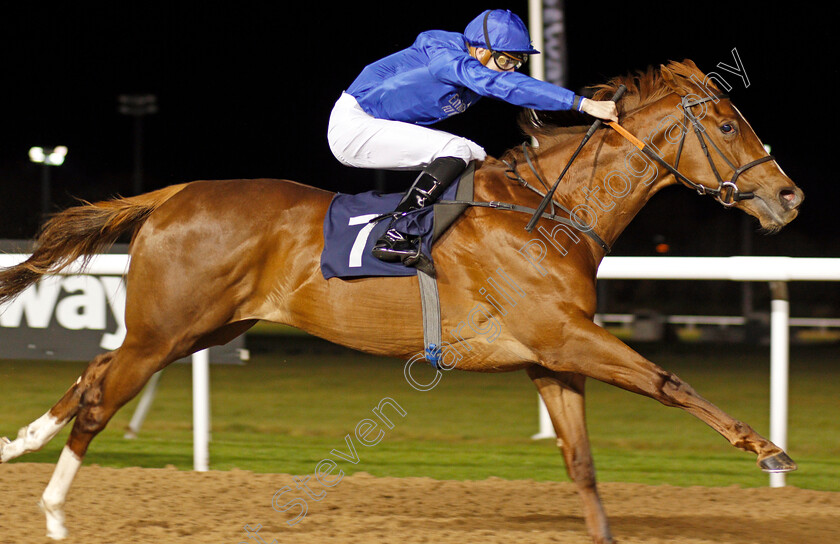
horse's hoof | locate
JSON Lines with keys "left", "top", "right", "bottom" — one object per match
{"left": 39, "top": 498, "right": 68, "bottom": 540}
{"left": 759, "top": 451, "right": 798, "bottom": 473}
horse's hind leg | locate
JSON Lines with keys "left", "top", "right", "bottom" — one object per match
{"left": 37, "top": 317, "right": 256, "bottom": 539}
{"left": 37, "top": 341, "right": 171, "bottom": 539}
{"left": 527, "top": 366, "right": 613, "bottom": 544}
{"left": 0, "top": 352, "right": 114, "bottom": 464}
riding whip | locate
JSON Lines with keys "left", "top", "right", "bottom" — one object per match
{"left": 525, "top": 84, "right": 627, "bottom": 232}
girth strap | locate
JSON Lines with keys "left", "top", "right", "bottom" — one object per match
{"left": 417, "top": 268, "right": 443, "bottom": 368}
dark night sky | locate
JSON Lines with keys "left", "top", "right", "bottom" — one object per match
{"left": 1, "top": 3, "right": 836, "bottom": 260}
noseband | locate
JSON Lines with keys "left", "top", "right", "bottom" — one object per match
{"left": 663, "top": 94, "right": 776, "bottom": 206}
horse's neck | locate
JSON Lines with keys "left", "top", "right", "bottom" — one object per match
{"left": 539, "top": 101, "right": 681, "bottom": 252}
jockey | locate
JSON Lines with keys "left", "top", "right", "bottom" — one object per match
{"left": 328, "top": 9, "right": 618, "bottom": 265}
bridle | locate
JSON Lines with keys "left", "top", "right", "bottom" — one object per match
{"left": 644, "top": 93, "right": 776, "bottom": 207}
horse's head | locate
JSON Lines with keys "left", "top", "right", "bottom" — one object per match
{"left": 593, "top": 60, "right": 804, "bottom": 233}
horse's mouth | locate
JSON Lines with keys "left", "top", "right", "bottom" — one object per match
{"left": 749, "top": 194, "right": 798, "bottom": 234}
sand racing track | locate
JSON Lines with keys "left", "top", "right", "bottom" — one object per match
{"left": 1, "top": 463, "right": 838, "bottom": 543}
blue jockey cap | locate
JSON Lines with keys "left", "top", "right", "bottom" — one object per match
{"left": 464, "top": 9, "right": 540, "bottom": 54}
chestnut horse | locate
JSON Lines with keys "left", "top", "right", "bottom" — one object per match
{"left": 0, "top": 60, "right": 803, "bottom": 544}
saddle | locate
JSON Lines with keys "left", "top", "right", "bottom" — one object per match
{"left": 320, "top": 163, "right": 475, "bottom": 280}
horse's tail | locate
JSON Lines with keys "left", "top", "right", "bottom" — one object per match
{"left": 0, "top": 183, "right": 190, "bottom": 306}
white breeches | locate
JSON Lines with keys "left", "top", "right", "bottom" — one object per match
{"left": 327, "top": 92, "right": 486, "bottom": 171}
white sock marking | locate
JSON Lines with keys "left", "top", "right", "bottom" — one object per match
{"left": 1, "top": 412, "right": 68, "bottom": 463}
{"left": 40, "top": 446, "right": 83, "bottom": 540}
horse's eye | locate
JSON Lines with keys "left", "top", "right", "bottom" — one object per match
{"left": 720, "top": 123, "right": 736, "bottom": 134}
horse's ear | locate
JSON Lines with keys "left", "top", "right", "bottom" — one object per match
{"left": 681, "top": 58, "right": 699, "bottom": 71}
{"left": 659, "top": 63, "right": 684, "bottom": 94}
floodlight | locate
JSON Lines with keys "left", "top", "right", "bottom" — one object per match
{"left": 29, "top": 145, "right": 68, "bottom": 166}
{"left": 29, "top": 145, "right": 68, "bottom": 215}
{"left": 28, "top": 146, "right": 45, "bottom": 163}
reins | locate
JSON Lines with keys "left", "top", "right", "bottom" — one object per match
{"left": 436, "top": 86, "right": 625, "bottom": 254}
{"left": 437, "top": 160, "right": 612, "bottom": 253}
{"left": 435, "top": 129, "right": 619, "bottom": 255}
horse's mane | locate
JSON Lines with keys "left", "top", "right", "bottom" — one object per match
{"left": 494, "top": 59, "right": 714, "bottom": 165}
{"left": 589, "top": 58, "right": 714, "bottom": 112}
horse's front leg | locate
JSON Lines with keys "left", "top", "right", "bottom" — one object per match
{"left": 526, "top": 366, "right": 613, "bottom": 544}
{"left": 543, "top": 317, "right": 796, "bottom": 472}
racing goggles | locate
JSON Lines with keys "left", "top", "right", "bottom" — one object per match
{"left": 491, "top": 50, "right": 528, "bottom": 71}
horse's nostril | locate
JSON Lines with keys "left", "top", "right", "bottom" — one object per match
{"left": 779, "top": 188, "right": 800, "bottom": 210}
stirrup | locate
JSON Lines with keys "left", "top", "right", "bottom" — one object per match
{"left": 371, "top": 228, "right": 421, "bottom": 262}
{"left": 371, "top": 228, "right": 436, "bottom": 275}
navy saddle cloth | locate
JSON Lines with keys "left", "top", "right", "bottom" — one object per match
{"left": 320, "top": 164, "right": 474, "bottom": 279}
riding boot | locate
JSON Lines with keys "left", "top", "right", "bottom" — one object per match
{"left": 372, "top": 157, "right": 466, "bottom": 264}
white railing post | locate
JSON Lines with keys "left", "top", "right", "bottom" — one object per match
{"left": 769, "top": 282, "right": 790, "bottom": 487}
{"left": 532, "top": 397, "right": 556, "bottom": 439}
{"left": 124, "top": 371, "right": 163, "bottom": 439}
{"left": 192, "top": 349, "right": 210, "bottom": 472}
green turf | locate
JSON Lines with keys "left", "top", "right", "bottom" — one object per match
{"left": 1, "top": 337, "right": 837, "bottom": 491}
